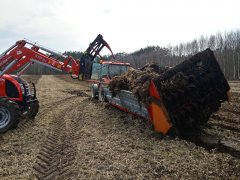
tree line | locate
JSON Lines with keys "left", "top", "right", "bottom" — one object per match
{"left": 112, "top": 29, "right": 240, "bottom": 80}
{"left": 25, "top": 29, "right": 240, "bottom": 80}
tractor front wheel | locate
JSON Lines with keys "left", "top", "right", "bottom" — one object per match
{"left": 0, "top": 98, "right": 20, "bottom": 133}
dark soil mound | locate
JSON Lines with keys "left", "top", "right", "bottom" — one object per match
{"left": 153, "top": 48, "right": 230, "bottom": 136}
{"left": 140, "top": 62, "right": 169, "bottom": 74}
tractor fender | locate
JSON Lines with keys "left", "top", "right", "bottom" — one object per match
{"left": 1, "top": 74, "right": 23, "bottom": 102}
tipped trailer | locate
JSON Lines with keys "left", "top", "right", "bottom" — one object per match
{"left": 89, "top": 49, "right": 231, "bottom": 136}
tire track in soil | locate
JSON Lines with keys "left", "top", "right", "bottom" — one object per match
{"left": 0, "top": 75, "right": 89, "bottom": 179}
{"left": 7, "top": 95, "right": 80, "bottom": 138}
{"left": 198, "top": 113, "right": 240, "bottom": 159}
{"left": 211, "top": 113, "right": 240, "bottom": 124}
{"left": 36, "top": 96, "right": 77, "bottom": 118}
{"left": 220, "top": 108, "right": 240, "bottom": 115}
{"left": 11, "top": 90, "right": 87, "bottom": 135}
{"left": 192, "top": 128, "right": 240, "bottom": 159}
{"left": 209, "top": 115, "right": 240, "bottom": 134}
{"left": 209, "top": 122, "right": 240, "bottom": 133}
{"left": 36, "top": 90, "right": 89, "bottom": 119}
{"left": 33, "top": 98, "right": 87, "bottom": 180}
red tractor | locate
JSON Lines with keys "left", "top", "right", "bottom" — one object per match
{"left": 0, "top": 34, "right": 112, "bottom": 132}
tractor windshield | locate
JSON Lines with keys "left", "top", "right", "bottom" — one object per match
{"left": 91, "top": 63, "right": 130, "bottom": 79}
{"left": 108, "top": 64, "right": 129, "bottom": 78}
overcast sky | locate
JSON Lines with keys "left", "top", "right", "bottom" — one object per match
{"left": 0, "top": 0, "right": 239, "bottom": 54}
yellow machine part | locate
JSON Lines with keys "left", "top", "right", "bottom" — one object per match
{"left": 149, "top": 81, "right": 172, "bottom": 135}
{"left": 151, "top": 102, "right": 172, "bottom": 134}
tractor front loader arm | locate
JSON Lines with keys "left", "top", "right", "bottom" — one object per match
{"left": 0, "top": 40, "right": 80, "bottom": 78}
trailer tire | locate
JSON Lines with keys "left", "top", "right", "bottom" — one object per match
{"left": 98, "top": 89, "right": 107, "bottom": 102}
{"left": 90, "top": 86, "right": 97, "bottom": 99}
{"left": 0, "top": 97, "right": 20, "bottom": 133}
{"left": 27, "top": 100, "right": 39, "bottom": 119}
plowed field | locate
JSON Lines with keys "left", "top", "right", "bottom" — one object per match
{"left": 0, "top": 75, "right": 239, "bottom": 179}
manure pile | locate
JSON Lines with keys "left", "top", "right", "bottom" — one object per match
{"left": 109, "top": 49, "right": 230, "bottom": 136}
{"left": 109, "top": 63, "right": 169, "bottom": 105}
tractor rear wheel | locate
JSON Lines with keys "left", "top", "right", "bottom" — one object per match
{"left": 0, "top": 97, "right": 20, "bottom": 133}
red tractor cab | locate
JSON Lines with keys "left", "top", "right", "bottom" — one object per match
{"left": 89, "top": 61, "right": 130, "bottom": 101}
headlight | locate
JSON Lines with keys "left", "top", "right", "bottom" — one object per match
{"left": 20, "top": 82, "right": 30, "bottom": 95}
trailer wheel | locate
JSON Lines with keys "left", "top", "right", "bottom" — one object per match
{"left": 27, "top": 100, "right": 39, "bottom": 119}
{"left": 90, "top": 86, "right": 97, "bottom": 99}
{"left": 0, "top": 98, "right": 20, "bottom": 133}
{"left": 98, "top": 89, "right": 107, "bottom": 102}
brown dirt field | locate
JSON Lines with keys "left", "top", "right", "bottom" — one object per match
{"left": 20, "top": 75, "right": 42, "bottom": 85}
{"left": 0, "top": 76, "right": 239, "bottom": 179}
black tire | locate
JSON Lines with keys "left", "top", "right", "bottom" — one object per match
{"left": 27, "top": 100, "right": 39, "bottom": 119}
{"left": 0, "top": 97, "right": 20, "bottom": 133}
